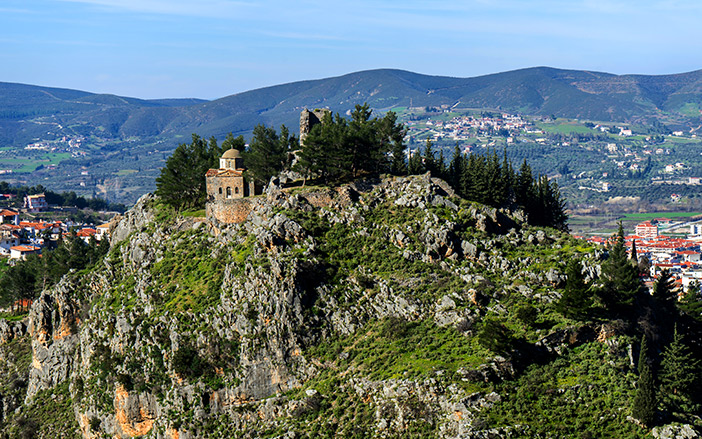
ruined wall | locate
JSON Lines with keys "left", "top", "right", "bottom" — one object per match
{"left": 299, "top": 109, "right": 330, "bottom": 146}
{"left": 206, "top": 197, "right": 258, "bottom": 225}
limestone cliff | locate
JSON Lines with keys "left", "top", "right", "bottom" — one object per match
{"left": 0, "top": 175, "right": 697, "bottom": 438}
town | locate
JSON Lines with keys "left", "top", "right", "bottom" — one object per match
{"left": 404, "top": 111, "right": 702, "bottom": 211}
{"left": 0, "top": 192, "right": 111, "bottom": 261}
{"left": 581, "top": 218, "right": 702, "bottom": 296}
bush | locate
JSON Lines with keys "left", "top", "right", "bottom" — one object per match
{"left": 477, "top": 317, "right": 515, "bottom": 355}
{"left": 172, "top": 345, "right": 206, "bottom": 378}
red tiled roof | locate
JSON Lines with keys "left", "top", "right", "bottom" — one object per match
{"left": 0, "top": 209, "right": 18, "bottom": 216}
{"left": 10, "top": 245, "right": 41, "bottom": 252}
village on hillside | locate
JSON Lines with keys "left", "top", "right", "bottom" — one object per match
{"left": 578, "top": 218, "right": 702, "bottom": 296}
{"left": 0, "top": 192, "right": 111, "bottom": 261}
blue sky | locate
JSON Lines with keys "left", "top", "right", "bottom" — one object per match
{"left": 1, "top": 0, "right": 701, "bottom": 99}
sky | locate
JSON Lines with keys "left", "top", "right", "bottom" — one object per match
{"left": 1, "top": 0, "right": 701, "bottom": 100}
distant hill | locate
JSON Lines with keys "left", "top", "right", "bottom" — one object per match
{"left": 2, "top": 67, "right": 702, "bottom": 147}
{"left": 2, "top": 67, "right": 702, "bottom": 204}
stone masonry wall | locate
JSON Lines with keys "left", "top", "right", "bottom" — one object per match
{"left": 207, "top": 175, "right": 246, "bottom": 202}
{"left": 299, "top": 109, "right": 330, "bottom": 146}
{"left": 206, "top": 198, "right": 257, "bottom": 225}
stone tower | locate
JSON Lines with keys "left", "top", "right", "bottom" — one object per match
{"left": 299, "top": 108, "right": 331, "bottom": 146}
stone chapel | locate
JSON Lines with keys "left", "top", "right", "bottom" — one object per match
{"left": 205, "top": 148, "right": 256, "bottom": 223}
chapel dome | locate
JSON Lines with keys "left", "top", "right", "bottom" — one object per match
{"left": 222, "top": 148, "right": 241, "bottom": 159}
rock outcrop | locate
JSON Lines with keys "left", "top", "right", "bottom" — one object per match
{"left": 0, "top": 174, "right": 669, "bottom": 438}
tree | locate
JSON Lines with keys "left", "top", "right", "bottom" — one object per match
{"left": 422, "top": 139, "right": 437, "bottom": 175}
{"left": 408, "top": 146, "right": 425, "bottom": 175}
{"left": 477, "top": 316, "right": 515, "bottom": 356}
{"left": 0, "top": 261, "right": 36, "bottom": 312}
{"left": 557, "top": 259, "right": 592, "bottom": 319}
{"left": 380, "top": 111, "right": 408, "bottom": 175}
{"left": 447, "top": 144, "right": 464, "bottom": 190}
{"left": 155, "top": 134, "right": 220, "bottom": 210}
{"left": 221, "top": 132, "right": 245, "bottom": 152}
{"left": 245, "top": 124, "right": 295, "bottom": 184}
{"left": 597, "top": 223, "right": 642, "bottom": 314}
{"left": 678, "top": 281, "right": 702, "bottom": 322}
{"left": 653, "top": 268, "right": 676, "bottom": 303}
{"left": 632, "top": 335, "right": 657, "bottom": 426}
{"left": 295, "top": 111, "right": 349, "bottom": 183}
{"left": 515, "top": 159, "right": 535, "bottom": 210}
{"left": 295, "top": 104, "right": 406, "bottom": 183}
{"left": 659, "top": 325, "right": 700, "bottom": 420}
{"left": 631, "top": 239, "right": 638, "bottom": 263}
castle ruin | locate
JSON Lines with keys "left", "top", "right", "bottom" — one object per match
{"left": 299, "top": 108, "right": 330, "bottom": 146}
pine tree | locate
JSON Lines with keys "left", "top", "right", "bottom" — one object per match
{"left": 296, "top": 103, "right": 406, "bottom": 182}
{"left": 598, "top": 223, "right": 642, "bottom": 314}
{"left": 557, "top": 259, "right": 592, "bottom": 319}
{"left": 347, "top": 103, "right": 376, "bottom": 177}
{"left": 295, "top": 111, "right": 350, "bottom": 183}
{"left": 155, "top": 134, "right": 219, "bottom": 210}
{"left": 221, "top": 132, "right": 246, "bottom": 152}
{"left": 678, "top": 281, "right": 702, "bottom": 322}
{"left": 245, "top": 124, "right": 293, "bottom": 184}
{"left": 632, "top": 335, "right": 657, "bottom": 426}
{"left": 653, "top": 268, "right": 676, "bottom": 303}
{"left": 423, "top": 139, "right": 437, "bottom": 175}
{"left": 659, "top": 326, "right": 700, "bottom": 420}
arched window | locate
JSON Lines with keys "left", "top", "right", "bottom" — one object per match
{"left": 235, "top": 187, "right": 239, "bottom": 194}
{"left": 226, "top": 187, "right": 232, "bottom": 198}
{"left": 218, "top": 188, "right": 222, "bottom": 195}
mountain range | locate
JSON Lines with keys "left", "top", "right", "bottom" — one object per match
{"left": 2, "top": 67, "right": 702, "bottom": 147}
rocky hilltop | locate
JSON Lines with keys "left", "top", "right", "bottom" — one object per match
{"left": 0, "top": 174, "right": 696, "bottom": 438}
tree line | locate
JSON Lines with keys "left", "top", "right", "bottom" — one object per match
{"left": 407, "top": 141, "right": 568, "bottom": 230}
{"left": 0, "top": 182, "right": 126, "bottom": 212}
{"left": 155, "top": 103, "right": 567, "bottom": 230}
{"left": 0, "top": 232, "right": 109, "bottom": 313}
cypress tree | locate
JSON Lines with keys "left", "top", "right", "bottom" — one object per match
{"left": 448, "top": 144, "right": 464, "bottom": 190}
{"left": 515, "top": 159, "right": 535, "bottom": 212}
{"left": 500, "top": 149, "right": 515, "bottom": 206}
{"left": 485, "top": 149, "right": 503, "bottom": 206}
{"left": 631, "top": 239, "right": 638, "bottom": 264}
{"left": 436, "top": 149, "right": 447, "bottom": 179}
{"left": 408, "top": 146, "right": 425, "bottom": 175}
{"left": 659, "top": 325, "right": 700, "bottom": 420}
{"left": 632, "top": 335, "right": 657, "bottom": 426}
{"left": 423, "top": 139, "right": 437, "bottom": 175}
{"left": 557, "top": 259, "right": 592, "bottom": 319}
